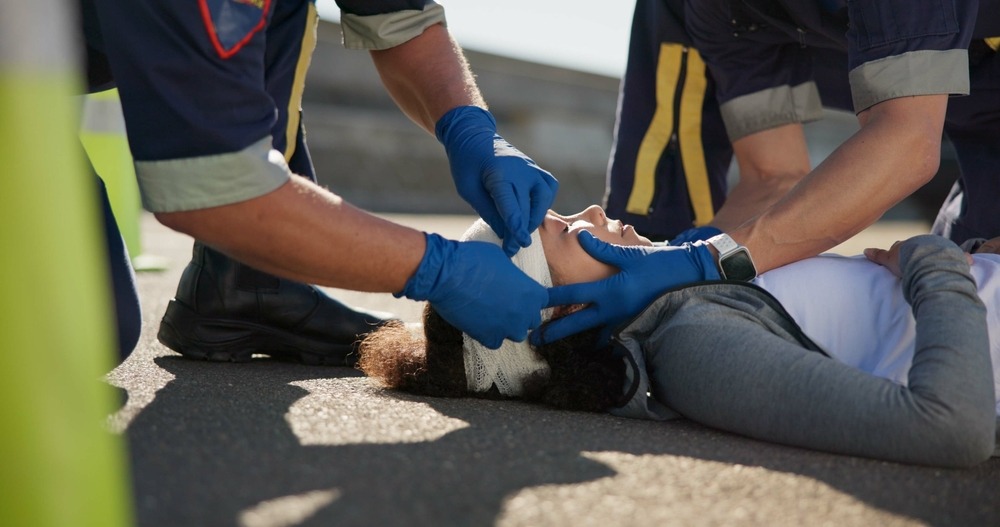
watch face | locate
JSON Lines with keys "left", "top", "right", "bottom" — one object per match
{"left": 721, "top": 248, "right": 756, "bottom": 281}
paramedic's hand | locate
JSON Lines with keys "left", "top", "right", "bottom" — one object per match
{"left": 669, "top": 225, "right": 722, "bottom": 245}
{"left": 533, "top": 232, "right": 721, "bottom": 345}
{"left": 437, "top": 105, "right": 558, "bottom": 257}
{"left": 397, "top": 233, "right": 546, "bottom": 349}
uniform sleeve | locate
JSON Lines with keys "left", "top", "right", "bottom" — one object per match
{"left": 845, "top": 0, "right": 976, "bottom": 112}
{"left": 335, "top": 0, "right": 445, "bottom": 50}
{"left": 648, "top": 235, "right": 996, "bottom": 467}
{"left": 683, "top": 0, "right": 823, "bottom": 140}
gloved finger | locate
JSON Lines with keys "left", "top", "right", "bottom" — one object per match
{"left": 526, "top": 177, "right": 556, "bottom": 233}
{"left": 483, "top": 211, "right": 508, "bottom": 242}
{"left": 476, "top": 333, "right": 505, "bottom": 350}
{"left": 577, "top": 230, "right": 630, "bottom": 267}
{"left": 544, "top": 280, "right": 607, "bottom": 309}
{"left": 502, "top": 232, "right": 522, "bottom": 257}
{"left": 472, "top": 198, "right": 507, "bottom": 241}
{"left": 493, "top": 185, "right": 531, "bottom": 258}
{"left": 545, "top": 168, "right": 559, "bottom": 194}
{"left": 530, "top": 305, "right": 603, "bottom": 345}
{"left": 669, "top": 225, "right": 722, "bottom": 246}
{"left": 488, "top": 179, "right": 531, "bottom": 250}
{"left": 432, "top": 306, "right": 506, "bottom": 349}
{"left": 477, "top": 304, "right": 539, "bottom": 348}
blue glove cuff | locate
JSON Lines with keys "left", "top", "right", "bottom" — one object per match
{"left": 434, "top": 105, "right": 497, "bottom": 146}
{"left": 691, "top": 241, "right": 722, "bottom": 281}
{"left": 670, "top": 225, "right": 722, "bottom": 246}
{"left": 395, "top": 232, "right": 449, "bottom": 301}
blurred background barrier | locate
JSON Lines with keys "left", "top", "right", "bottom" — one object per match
{"left": 304, "top": 18, "right": 956, "bottom": 222}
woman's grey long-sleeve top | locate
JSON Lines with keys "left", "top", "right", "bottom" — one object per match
{"left": 611, "top": 235, "right": 997, "bottom": 468}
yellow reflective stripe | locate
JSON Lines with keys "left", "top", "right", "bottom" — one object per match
{"left": 985, "top": 37, "right": 1000, "bottom": 52}
{"left": 625, "top": 43, "right": 683, "bottom": 215}
{"left": 284, "top": 2, "right": 318, "bottom": 162}
{"left": 678, "top": 48, "right": 713, "bottom": 226}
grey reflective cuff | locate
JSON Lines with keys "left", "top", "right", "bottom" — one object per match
{"left": 340, "top": 2, "right": 446, "bottom": 50}
{"left": 719, "top": 82, "right": 823, "bottom": 141}
{"left": 135, "top": 136, "right": 291, "bottom": 213}
{"left": 850, "top": 49, "right": 970, "bottom": 113}
{"left": 79, "top": 94, "right": 127, "bottom": 134}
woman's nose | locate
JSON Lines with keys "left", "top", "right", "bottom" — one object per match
{"left": 583, "top": 205, "right": 607, "bottom": 226}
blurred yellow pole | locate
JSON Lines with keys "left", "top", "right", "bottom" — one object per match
{"left": 0, "top": 2, "right": 133, "bottom": 526}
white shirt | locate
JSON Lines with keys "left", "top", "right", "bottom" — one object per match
{"left": 754, "top": 253, "right": 1000, "bottom": 416}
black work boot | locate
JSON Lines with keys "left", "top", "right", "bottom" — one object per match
{"left": 158, "top": 243, "right": 396, "bottom": 366}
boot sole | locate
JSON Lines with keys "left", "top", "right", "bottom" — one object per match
{"left": 157, "top": 300, "right": 360, "bottom": 366}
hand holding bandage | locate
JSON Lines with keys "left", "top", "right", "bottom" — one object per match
{"left": 397, "top": 232, "right": 547, "bottom": 349}
{"left": 436, "top": 106, "right": 558, "bottom": 257}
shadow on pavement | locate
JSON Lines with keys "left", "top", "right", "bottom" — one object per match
{"left": 128, "top": 357, "right": 999, "bottom": 526}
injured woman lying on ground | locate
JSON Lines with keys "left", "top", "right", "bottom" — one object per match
{"left": 358, "top": 206, "right": 1000, "bottom": 469}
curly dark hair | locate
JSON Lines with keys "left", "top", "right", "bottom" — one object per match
{"left": 357, "top": 304, "right": 625, "bottom": 413}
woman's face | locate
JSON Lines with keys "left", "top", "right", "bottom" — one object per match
{"left": 538, "top": 205, "right": 652, "bottom": 285}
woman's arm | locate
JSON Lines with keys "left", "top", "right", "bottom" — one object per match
{"left": 651, "top": 236, "right": 995, "bottom": 467}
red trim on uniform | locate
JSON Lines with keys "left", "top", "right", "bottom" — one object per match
{"left": 197, "top": 0, "right": 272, "bottom": 60}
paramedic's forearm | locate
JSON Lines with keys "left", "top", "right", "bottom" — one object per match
{"left": 710, "top": 123, "right": 810, "bottom": 232}
{"left": 370, "top": 23, "right": 485, "bottom": 133}
{"left": 729, "top": 95, "right": 947, "bottom": 273}
{"left": 156, "top": 177, "right": 425, "bottom": 293}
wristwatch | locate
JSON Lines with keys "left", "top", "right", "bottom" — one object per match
{"left": 706, "top": 233, "right": 757, "bottom": 281}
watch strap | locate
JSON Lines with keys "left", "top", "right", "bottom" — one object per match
{"left": 707, "top": 233, "right": 757, "bottom": 281}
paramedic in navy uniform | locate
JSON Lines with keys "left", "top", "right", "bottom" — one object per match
{"left": 81, "top": 0, "right": 559, "bottom": 359}
{"left": 540, "top": 0, "right": 1000, "bottom": 345}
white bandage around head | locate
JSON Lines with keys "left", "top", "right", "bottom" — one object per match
{"left": 459, "top": 220, "right": 553, "bottom": 396}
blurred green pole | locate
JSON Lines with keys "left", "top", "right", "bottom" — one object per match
{"left": 80, "top": 89, "right": 167, "bottom": 271}
{"left": 80, "top": 88, "right": 142, "bottom": 260}
{"left": 0, "top": 1, "right": 134, "bottom": 526}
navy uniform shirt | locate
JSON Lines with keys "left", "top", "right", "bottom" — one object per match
{"left": 684, "top": 0, "right": 999, "bottom": 140}
{"left": 79, "top": 0, "right": 443, "bottom": 213}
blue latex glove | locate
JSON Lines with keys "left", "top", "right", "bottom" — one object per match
{"left": 397, "top": 233, "right": 547, "bottom": 349}
{"left": 531, "top": 231, "right": 721, "bottom": 346}
{"left": 669, "top": 225, "right": 722, "bottom": 246}
{"left": 436, "top": 106, "right": 559, "bottom": 257}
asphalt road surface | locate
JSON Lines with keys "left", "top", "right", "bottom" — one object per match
{"left": 107, "top": 213, "right": 1000, "bottom": 527}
